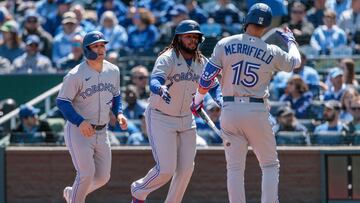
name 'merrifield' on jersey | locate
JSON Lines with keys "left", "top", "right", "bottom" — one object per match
{"left": 79, "top": 82, "right": 117, "bottom": 99}
{"left": 224, "top": 43, "right": 274, "bottom": 64}
{"left": 167, "top": 71, "right": 200, "bottom": 83}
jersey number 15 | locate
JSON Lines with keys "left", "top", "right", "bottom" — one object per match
{"left": 232, "top": 60, "right": 260, "bottom": 87}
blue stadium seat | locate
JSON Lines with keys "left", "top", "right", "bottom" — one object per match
{"left": 311, "top": 131, "right": 346, "bottom": 145}
{"left": 276, "top": 131, "right": 309, "bottom": 145}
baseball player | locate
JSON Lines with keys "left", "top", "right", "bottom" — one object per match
{"left": 191, "top": 3, "right": 301, "bottom": 203}
{"left": 56, "top": 31, "right": 128, "bottom": 203}
{"left": 130, "top": 20, "right": 222, "bottom": 203}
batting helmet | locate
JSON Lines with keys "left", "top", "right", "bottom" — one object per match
{"left": 82, "top": 31, "right": 108, "bottom": 60}
{"left": 244, "top": 3, "right": 272, "bottom": 29}
{"left": 175, "top": 19, "right": 203, "bottom": 38}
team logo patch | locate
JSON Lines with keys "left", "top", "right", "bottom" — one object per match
{"left": 258, "top": 17, "right": 264, "bottom": 25}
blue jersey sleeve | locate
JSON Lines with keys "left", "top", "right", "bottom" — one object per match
{"left": 150, "top": 76, "right": 165, "bottom": 95}
{"left": 56, "top": 98, "right": 84, "bottom": 127}
{"left": 112, "top": 95, "right": 123, "bottom": 116}
{"left": 199, "top": 61, "right": 221, "bottom": 89}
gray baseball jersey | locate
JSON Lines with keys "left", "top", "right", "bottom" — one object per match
{"left": 131, "top": 49, "right": 207, "bottom": 202}
{"left": 207, "top": 33, "right": 298, "bottom": 203}
{"left": 210, "top": 33, "right": 295, "bottom": 98}
{"left": 148, "top": 49, "right": 207, "bottom": 116}
{"left": 58, "top": 60, "right": 120, "bottom": 203}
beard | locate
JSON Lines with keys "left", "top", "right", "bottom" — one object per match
{"left": 324, "top": 113, "right": 336, "bottom": 122}
{"left": 178, "top": 40, "right": 197, "bottom": 55}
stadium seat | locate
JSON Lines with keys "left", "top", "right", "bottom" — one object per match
{"left": 276, "top": 131, "right": 309, "bottom": 145}
{"left": 299, "top": 45, "right": 319, "bottom": 58}
{"left": 331, "top": 45, "right": 352, "bottom": 56}
{"left": 46, "top": 118, "right": 65, "bottom": 133}
{"left": 311, "top": 131, "right": 346, "bottom": 145}
{"left": 298, "top": 119, "right": 316, "bottom": 132}
{"left": 309, "top": 100, "right": 325, "bottom": 120}
{"left": 269, "top": 101, "right": 291, "bottom": 116}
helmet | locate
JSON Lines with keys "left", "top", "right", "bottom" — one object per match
{"left": 175, "top": 19, "right": 203, "bottom": 36}
{"left": 82, "top": 31, "right": 108, "bottom": 60}
{"left": 244, "top": 3, "right": 272, "bottom": 28}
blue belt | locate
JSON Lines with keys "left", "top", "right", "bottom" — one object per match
{"left": 223, "top": 96, "right": 264, "bottom": 103}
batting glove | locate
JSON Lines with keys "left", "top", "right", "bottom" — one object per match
{"left": 190, "top": 97, "right": 204, "bottom": 117}
{"left": 276, "top": 27, "right": 297, "bottom": 45}
{"left": 159, "top": 85, "right": 171, "bottom": 104}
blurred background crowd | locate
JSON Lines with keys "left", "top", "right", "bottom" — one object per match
{"left": 1, "top": 0, "right": 360, "bottom": 147}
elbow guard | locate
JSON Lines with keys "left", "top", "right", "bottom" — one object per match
{"left": 199, "top": 61, "right": 221, "bottom": 89}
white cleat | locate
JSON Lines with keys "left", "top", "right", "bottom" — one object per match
{"left": 63, "top": 186, "right": 72, "bottom": 203}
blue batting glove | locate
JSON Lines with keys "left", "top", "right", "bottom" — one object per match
{"left": 276, "top": 27, "right": 297, "bottom": 45}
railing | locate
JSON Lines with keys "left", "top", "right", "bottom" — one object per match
{"left": 0, "top": 83, "right": 62, "bottom": 129}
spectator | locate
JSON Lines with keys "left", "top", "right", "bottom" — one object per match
{"left": 126, "top": 113, "right": 149, "bottom": 145}
{"left": 160, "top": 4, "right": 189, "bottom": 42}
{"left": 185, "top": 0, "right": 208, "bottom": 24}
{"left": 70, "top": 4, "right": 96, "bottom": 33}
{"left": 314, "top": 100, "right": 349, "bottom": 133}
{"left": 338, "top": 0, "right": 360, "bottom": 51}
{"left": 52, "top": 11, "right": 84, "bottom": 62}
{"left": 324, "top": 67, "right": 347, "bottom": 101}
{"left": 273, "top": 106, "right": 308, "bottom": 133}
{"left": 96, "top": 0, "right": 128, "bottom": 26}
{"left": 326, "top": 0, "right": 351, "bottom": 20}
{"left": 0, "top": 20, "right": 24, "bottom": 63}
{"left": 126, "top": 8, "right": 160, "bottom": 54}
{"left": 130, "top": 65, "right": 150, "bottom": 100}
{"left": 200, "top": 17, "right": 222, "bottom": 37}
{"left": 123, "top": 84, "right": 147, "bottom": 120}
{"left": 137, "top": 0, "right": 175, "bottom": 25}
{"left": 97, "top": 10, "right": 127, "bottom": 53}
{"left": 0, "top": 55, "right": 11, "bottom": 74}
{"left": 160, "top": 4, "right": 189, "bottom": 43}
{"left": 106, "top": 51, "right": 119, "bottom": 65}
{"left": 12, "top": 35, "right": 54, "bottom": 74}
{"left": 43, "top": 0, "right": 72, "bottom": 36}
{"left": 339, "top": 87, "right": 359, "bottom": 123}
{"left": 11, "top": 104, "right": 55, "bottom": 144}
{"left": 310, "top": 9, "right": 347, "bottom": 55}
{"left": 21, "top": 11, "right": 53, "bottom": 59}
{"left": 36, "top": 0, "right": 57, "bottom": 20}
{"left": 282, "top": 1, "right": 314, "bottom": 46}
{"left": 195, "top": 100, "right": 222, "bottom": 144}
{"left": 347, "top": 96, "right": 360, "bottom": 133}
{"left": 340, "top": 58, "right": 359, "bottom": 87}
{"left": 280, "top": 75, "right": 313, "bottom": 119}
{"left": 307, "top": 0, "right": 325, "bottom": 28}
{"left": 211, "top": 0, "right": 244, "bottom": 34}
{"left": 108, "top": 113, "right": 141, "bottom": 145}
{"left": 56, "top": 34, "right": 83, "bottom": 72}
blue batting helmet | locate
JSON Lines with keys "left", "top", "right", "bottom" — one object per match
{"left": 244, "top": 3, "right": 272, "bottom": 28}
{"left": 82, "top": 31, "right": 108, "bottom": 60}
{"left": 174, "top": 20, "right": 204, "bottom": 43}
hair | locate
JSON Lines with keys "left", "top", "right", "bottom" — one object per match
{"left": 100, "top": 10, "right": 118, "bottom": 26}
{"left": 323, "top": 9, "right": 336, "bottom": 19}
{"left": 131, "top": 65, "right": 149, "bottom": 76}
{"left": 288, "top": 75, "right": 309, "bottom": 94}
{"left": 341, "top": 58, "right": 355, "bottom": 84}
{"left": 136, "top": 8, "right": 155, "bottom": 26}
{"left": 291, "top": 1, "right": 306, "bottom": 11}
{"left": 159, "top": 35, "right": 204, "bottom": 63}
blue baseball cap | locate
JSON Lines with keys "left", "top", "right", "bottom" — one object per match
{"left": 26, "top": 35, "right": 40, "bottom": 45}
{"left": 19, "top": 104, "right": 40, "bottom": 118}
{"left": 56, "top": 0, "right": 72, "bottom": 5}
{"left": 170, "top": 4, "right": 188, "bottom": 16}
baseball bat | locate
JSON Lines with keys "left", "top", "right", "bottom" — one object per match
{"left": 197, "top": 108, "right": 227, "bottom": 142}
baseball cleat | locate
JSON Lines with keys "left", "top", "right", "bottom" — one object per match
{"left": 63, "top": 186, "right": 72, "bottom": 203}
{"left": 132, "top": 196, "right": 145, "bottom": 203}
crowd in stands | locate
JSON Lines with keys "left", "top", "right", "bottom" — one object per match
{"left": 1, "top": 0, "right": 360, "bottom": 146}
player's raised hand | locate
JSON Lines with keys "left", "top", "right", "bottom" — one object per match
{"left": 190, "top": 97, "right": 204, "bottom": 117}
{"left": 79, "top": 121, "right": 95, "bottom": 137}
{"left": 276, "top": 27, "right": 297, "bottom": 45}
{"left": 117, "top": 113, "right": 128, "bottom": 130}
{"left": 159, "top": 85, "right": 171, "bottom": 104}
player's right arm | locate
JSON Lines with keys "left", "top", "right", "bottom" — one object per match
{"left": 273, "top": 27, "right": 302, "bottom": 72}
{"left": 56, "top": 72, "right": 95, "bottom": 137}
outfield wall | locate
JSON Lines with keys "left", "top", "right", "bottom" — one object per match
{"left": 3, "top": 146, "right": 360, "bottom": 203}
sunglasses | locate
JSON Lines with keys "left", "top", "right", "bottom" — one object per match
{"left": 134, "top": 76, "right": 148, "bottom": 80}
{"left": 291, "top": 10, "right": 304, "bottom": 14}
{"left": 351, "top": 107, "right": 360, "bottom": 110}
